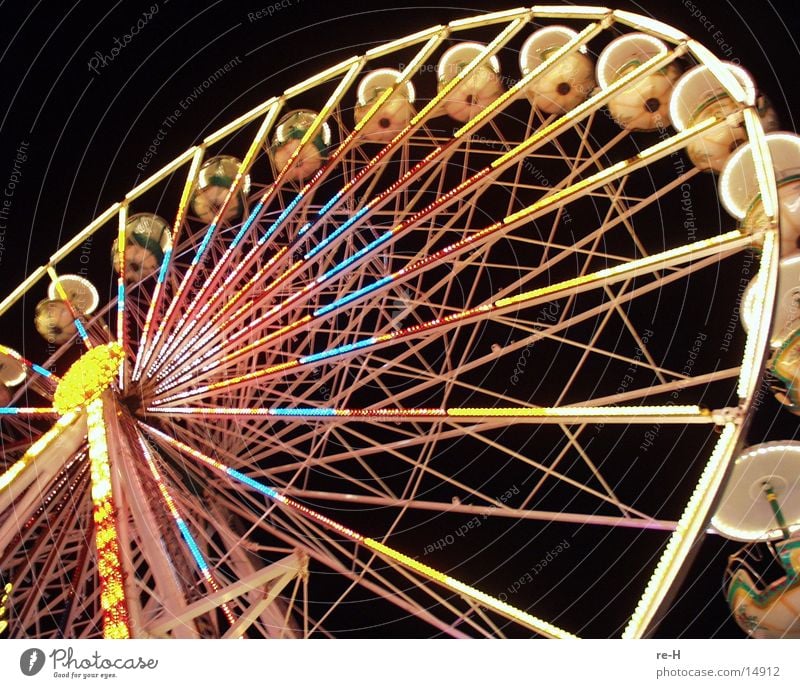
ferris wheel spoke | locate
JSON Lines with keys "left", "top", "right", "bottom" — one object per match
{"left": 159, "top": 128, "right": 738, "bottom": 395}
{"left": 0, "top": 407, "right": 58, "bottom": 416}
{"left": 1, "top": 458, "right": 91, "bottom": 637}
{"left": 12, "top": 499, "right": 90, "bottom": 636}
{"left": 0, "top": 410, "right": 84, "bottom": 517}
{"left": 277, "top": 487, "right": 681, "bottom": 532}
{"left": 148, "top": 36, "right": 689, "bottom": 381}
{"left": 234, "top": 480, "right": 526, "bottom": 638}
{"left": 149, "top": 230, "right": 749, "bottom": 406}
{"left": 304, "top": 530, "right": 506, "bottom": 639}
{"left": 134, "top": 431, "right": 236, "bottom": 627}
{"left": 153, "top": 405, "right": 711, "bottom": 424}
{"left": 155, "top": 61, "right": 369, "bottom": 365}
{"left": 253, "top": 417, "right": 655, "bottom": 523}
{"left": 132, "top": 147, "right": 205, "bottom": 381}
{"left": 255, "top": 510, "right": 473, "bottom": 638}
{"left": 150, "top": 29, "right": 465, "bottom": 373}
{"left": 141, "top": 421, "right": 576, "bottom": 637}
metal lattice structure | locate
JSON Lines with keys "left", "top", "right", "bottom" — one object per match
{"left": 0, "top": 7, "right": 784, "bottom": 638}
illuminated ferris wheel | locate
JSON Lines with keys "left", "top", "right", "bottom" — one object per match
{"left": 0, "top": 6, "right": 795, "bottom": 639}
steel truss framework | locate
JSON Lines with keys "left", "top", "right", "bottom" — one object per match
{"left": 0, "top": 6, "right": 780, "bottom": 638}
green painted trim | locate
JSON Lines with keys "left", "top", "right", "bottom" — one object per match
{"left": 689, "top": 92, "right": 734, "bottom": 125}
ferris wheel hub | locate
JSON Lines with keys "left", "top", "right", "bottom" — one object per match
{"left": 53, "top": 343, "right": 124, "bottom": 414}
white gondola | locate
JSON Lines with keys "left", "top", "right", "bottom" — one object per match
{"left": 715, "top": 443, "right": 800, "bottom": 638}
{"left": 269, "top": 110, "right": 332, "bottom": 182}
{"left": 720, "top": 133, "right": 800, "bottom": 258}
{"left": 191, "top": 156, "right": 250, "bottom": 223}
{"left": 354, "top": 69, "right": 415, "bottom": 143}
{"left": 437, "top": 43, "right": 503, "bottom": 122}
{"left": 47, "top": 275, "right": 99, "bottom": 316}
{"left": 741, "top": 254, "right": 800, "bottom": 349}
{"left": 597, "top": 33, "right": 681, "bottom": 131}
{"left": 670, "top": 62, "right": 778, "bottom": 172}
{"left": 721, "top": 133, "right": 800, "bottom": 411}
{"left": 112, "top": 213, "right": 172, "bottom": 286}
{"left": 34, "top": 299, "right": 76, "bottom": 345}
{"left": 519, "top": 26, "right": 595, "bottom": 115}
{"left": 0, "top": 346, "right": 26, "bottom": 406}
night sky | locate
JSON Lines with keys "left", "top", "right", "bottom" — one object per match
{"left": 2, "top": 0, "right": 800, "bottom": 639}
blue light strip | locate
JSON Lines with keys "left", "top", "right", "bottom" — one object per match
{"left": 75, "top": 320, "right": 89, "bottom": 341}
{"left": 323, "top": 230, "right": 394, "bottom": 280}
{"left": 156, "top": 248, "right": 172, "bottom": 284}
{"left": 191, "top": 223, "right": 218, "bottom": 266}
{"left": 230, "top": 203, "right": 264, "bottom": 250}
{"left": 298, "top": 337, "right": 378, "bottom": 365}
{"left": 304, "top": 206, "right": 370, "bottom": 260}
{"left": 314, "top": 275, "right": 394, "bottom": 317}
{"left": 175, "top": 516, "right": 214, "bottom": 578}
{"left": 318, "top": 190, "right": 344, "bottom": 217}
{"left": 0, "top": 407, "right": 57, "bottom": 415}
{"left": 269, "top": 407, "right": 337, "bottom": 416}
{"left": 31, "top": 364, "right": 52, "bottom": 378}
{"left": 225, "top": 466, "right": 280, "bottom": 499}
{"left": 257, "top": 194, "right": 305, "bottom": 247}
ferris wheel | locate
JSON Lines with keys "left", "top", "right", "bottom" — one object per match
{"left": 0, "top": 6, "right": 793, "bottom": 639}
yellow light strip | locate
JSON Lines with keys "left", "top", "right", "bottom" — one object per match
{"left": 396, "top": 33, "right": 446, "bottom": 83}
{"left": 49, "top": 204, "right": 120, "bottom": 265}
{"left": 449, "top": 405, "right": 706, "bottom": 419}
{"left": 203, "top": 97, "right": 279, "bottom": 147}
{"left": 448, "top": 7, "right": 531, "bottom": 29}
{"left": 532, "top": 5, "right": 611, "bottom": 19}
{"left": 0, "top": 266, "right": 48, "bottom": 319}
{"left": 365, "top": 25, "right": 444, "bottom": 59}
{"left": 365, "top": 538, "right": 577, "bottom": 639}
{"left": 743, "top": 108, "right": 779, "bottom": 220}
{"left": 133, "top": 146, "right": 206, "bottom": 380}
{"left": 124, "top": 147, "right": 199, "bottom": 202}
{"left": 87, "top": 398, "right": 131, "bottom": 639}
{"left": 738, "top": 229, "right": 778, "bottom": 399}
{"left": 686, "top": 39, "right": 749, "bottom": 106}
{"left": 241, "top": 102, "right": 281, "bottom": 172}
{"left": 116, "top": 205, "right": 128, "bottom": 386}
{"left": 412, "top": 17, "right": 526, "bottom": 125}
{"left": 284, "top": 56, "right": 361, "bottom": 99}
{"left": 612, "top": 10, "right": 688, "bottom": 43}
{"left": 496, "top": 230, "right": 747, "bottom": 308}
{"left": 0, "top": 409, "right": 81, "bottom": 492}
{"left": 623, "top": 423, "right": 738, "bottom": 638}
{"left": 45, "top": 265, "right": 93, "bottom": 350}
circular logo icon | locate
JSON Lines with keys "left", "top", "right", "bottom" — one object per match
{"left": 20, "top": 648, "right": 45, "bottom": 677}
